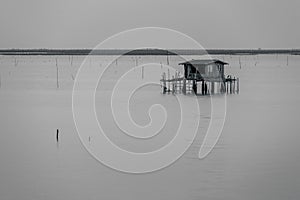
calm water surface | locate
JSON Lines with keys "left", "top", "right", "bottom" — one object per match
{"left": 0, "top": 54, "right": 299, "bottom": 200}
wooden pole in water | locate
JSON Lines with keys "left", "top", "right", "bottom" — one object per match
{"left": 166, "top": 51, "right": 170, "bottom": 65}
{"left": 175, "top": 71, "right": 178, "bottom": 93}
{"left": 56, "top": 58, "right": 59, "bottom": 89}
{"left": 167, "top": 68, "right": 170, "bottom": 92}
{"left": 226, "top": 81, "right": 228, "bottom": 94}
{"left": 211, "top": 81, "right": 215, "bottom": 94}
{"left": 162, "top": 72, "right": 166, "bottom": 94}
{"left": 193, "top": 80, "right": 197, "bottom": 95}
{"left": 233, "top": 78, "right": 236, "bottom": 94}
{"left": 0, "top": 73, "right": 1, "bottom": 89}
{"left": 172, "top": 75, "right": 175, "bottom": 94}
{"left": 135, "top": 57, "right": 138, "bottom": 67}
{"left": 56, "top": 129, "right": 59, "bottom": 142}
{"left": 237, "top": 78, "right": 240, "bottom": 94}
{"left": 201, "top": 80, "right": 205, "bottom": 95}
{"left": 183, "top": 79, "right": 186, "bottom": 94}
{"left": 142, "top": 66, "right": 144, "bottom": 79}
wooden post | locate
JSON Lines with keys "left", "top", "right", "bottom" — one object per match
{"left": 202, "top": 81, "right": 206, "bottom": 95}
{"left": 56, "top": 129, "right": 59, "bottom": 142}
{"left": 237, "top": 78, "right": 240, "bottom": 94}
{"left": 226, "top": 81, "right": 229, "bottom": 94}
{"left": 211, "top": 81, "right": 215, "bottom": 94}
{"left": 172, "top": 75, "right": 175, "bottom": 94}
{"left": 162, "top": 72, "right": 166, "bottom": 94}
{"left": 220, "top": 82, "right": 224, "bottom": 93}
{"left": 166, "top": 51, "right": 170, "bottom": 65}
{"left": 176, "top": 72, "right": 180, "bottom": 93}
{"left": 193, "top": 80, "right": 197, "bottom": 95}
{"left": 56, "top": 58, "right": 59, "bottom": 89}
{"left": 142, "top": 66, "right": 144, "bottom": 79}
{"left": 167, "top": 69, "right": 170, "bottom": 92}
{"left": 233, "top": 78, "right": 236, "bottom": 94}
{"left": 202, "top": 80, "right": 205, "bottom": 95}
{"left": 183, "top": 79, "right": 186, "bottom": 95}
{"left": 135, "top": 57, "right": 138, "bottom": 67}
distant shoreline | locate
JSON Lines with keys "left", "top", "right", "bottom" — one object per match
{"left": 0, "top": 49, "right": 300, "bottom": 56}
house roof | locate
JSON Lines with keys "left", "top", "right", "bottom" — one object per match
{"left": 179, "top": 59, "right": 228, "bottom": 66}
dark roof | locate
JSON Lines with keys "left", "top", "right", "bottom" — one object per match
{"left": 179, "top": 59, "right": 228, "bottom": 66}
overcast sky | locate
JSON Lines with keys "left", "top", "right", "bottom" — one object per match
{"left": 0, "top": 0, "right": 299, "bottom": 49}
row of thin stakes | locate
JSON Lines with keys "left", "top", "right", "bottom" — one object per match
{"left": 160, "top": 72, "right": 239, "bottom": 95}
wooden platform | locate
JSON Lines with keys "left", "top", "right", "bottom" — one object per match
{"left": 160, "top": 73, "right": 239, "bottom": 95}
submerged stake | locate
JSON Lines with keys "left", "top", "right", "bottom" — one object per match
{"left": 56, "top": 129, "right": 59, "bottom": 142}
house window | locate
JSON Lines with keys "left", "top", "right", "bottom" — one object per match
{"left": 207, "top": 65, "right": 213, "bottom": 73}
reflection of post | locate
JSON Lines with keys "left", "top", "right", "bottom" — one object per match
{"left": 0, "top": 73, "right": 1, "bottom": 89}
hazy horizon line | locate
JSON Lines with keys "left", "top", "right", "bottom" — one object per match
{"left": 1, "top": 48, "right": 300, "bottom": 56}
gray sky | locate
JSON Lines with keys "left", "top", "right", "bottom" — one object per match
{"left": 0, "top": 0, "right": 299, "bottom": 49}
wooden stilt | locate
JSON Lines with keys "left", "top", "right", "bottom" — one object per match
{"left": 183, "top": 79, "right": 186, "bottom": 95}
{"left": 202, "top": 80, "right": 205, "bottom": 95}
{"left": 193, "top": 80, "right": 197, "bottom": 95}
{"left": 162, "top": 72, "right": 166, "bottom": 94}
{"left": 233, "top": 78, "right": 236, "bottom": 94}
{"left": 237, "top": 78, "right": 240, "bottom": 94}
{"left": 167, "top": 69, "right": 170, "bottom": 92}
{"left": 226, "top": 82, "right": 229, "bottom": 94}
{"left": 172, "top": 75, "right": 175, "bottom": 94}
{"left": 56, "top": 129, "right": 59, "bottom": 142}
{"left": 56, "top": 59, "right": 59, "bottom": 89}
